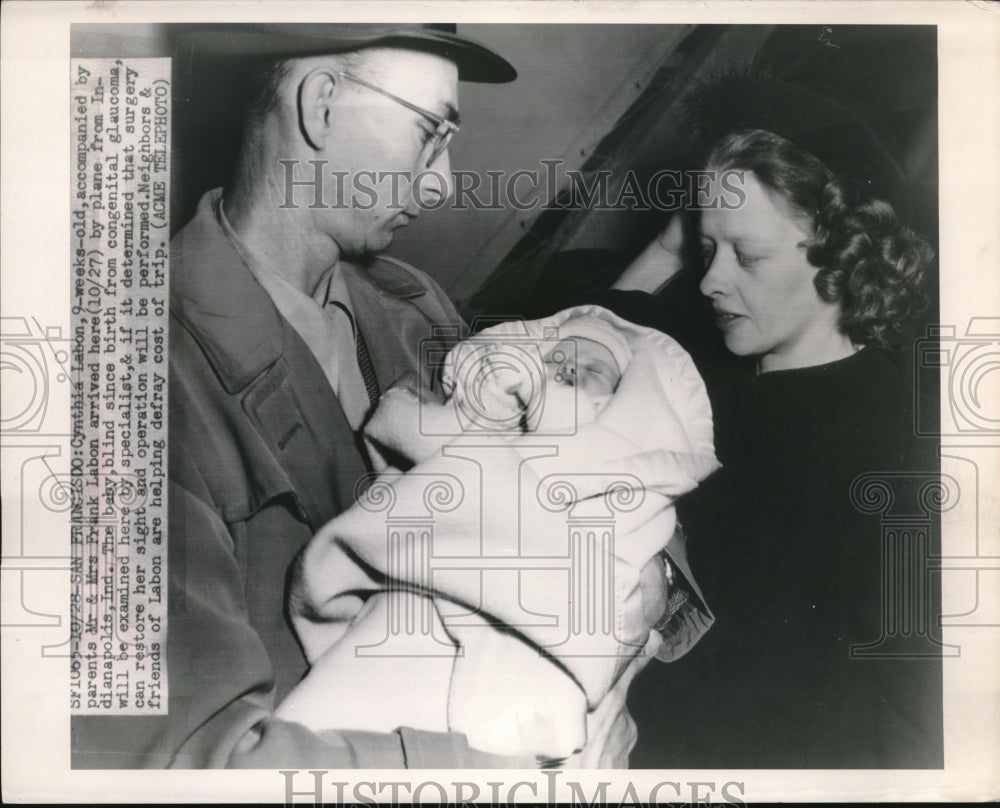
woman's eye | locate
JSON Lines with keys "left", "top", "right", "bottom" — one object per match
{"left": 736, "top": 251, "right": 759, "bottom": 269}
{"left": 700, "top": 242, "right": 717, "bottom": 269}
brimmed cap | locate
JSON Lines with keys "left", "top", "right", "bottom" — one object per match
{"left": 170, "top": 22, "right": 516, "bottom": 83}
{"left": 686, "top": 69, "right": 911, "bottom": 218}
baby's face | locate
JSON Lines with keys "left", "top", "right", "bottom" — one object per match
{"left": 542, "top": 337, "right": 622, "bottom": 400}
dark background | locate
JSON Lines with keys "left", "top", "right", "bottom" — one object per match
{"left": 72, "top": 24, "right": 938, "bottom": 327}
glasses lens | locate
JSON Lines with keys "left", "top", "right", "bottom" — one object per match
{"left": 426, "top": 123, "right": 456, "bottom": 167}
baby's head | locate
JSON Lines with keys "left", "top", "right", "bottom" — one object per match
{"left": 542, "top": 315, "right": 631, "bottom": 410}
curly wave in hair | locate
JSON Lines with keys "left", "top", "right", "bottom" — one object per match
{"left": 705, "top": 129, "right": 932, "bottom": 350}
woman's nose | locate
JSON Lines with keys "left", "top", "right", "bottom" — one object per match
{"left": 699, "top": 253, "right": 729, "bottom": 298}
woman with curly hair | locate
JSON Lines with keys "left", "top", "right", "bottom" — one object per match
{"left": 699, "top": 128, "right": 930, "bottom": 367}
{"left": 600, "top": 78, "right": 942, "bottom": 768}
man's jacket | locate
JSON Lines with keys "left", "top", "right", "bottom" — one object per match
{"left": 71, "top": 189, "right": 520, "bottom": 768}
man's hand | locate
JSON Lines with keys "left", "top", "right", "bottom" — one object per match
{"left": 453, "top": 344, "right": 531, "bottom": 429}
{"left": 556, "top": 554, "right": 667, "bottom": 768}
{"left": 559, "top": 631, "right": 663, "bottom": 768}
{"left": 364, "top": 372, "right": 455, "bottom": 466}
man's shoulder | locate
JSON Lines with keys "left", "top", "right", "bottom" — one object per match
{"left": 169, "top": 189, "right": 245, "bottom": 300}
{"left": 170, "top": 189, "right": 225, "bottom": 249}
{"left": 371, "top": 253, "right": 433, "bottom": 282}
{"left": 341, "top": 253, "right": 464, "bottom": 333}
{"left": 343, "top": 253, "right": 450, "bottom": 302}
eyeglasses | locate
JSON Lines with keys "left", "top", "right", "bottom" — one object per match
{"left": 336, "top": 71, "right": 460, "bottom": 168}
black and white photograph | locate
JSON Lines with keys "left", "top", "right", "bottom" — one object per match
{"left": 2, "top": 1, "right": 999, "bottom": 803}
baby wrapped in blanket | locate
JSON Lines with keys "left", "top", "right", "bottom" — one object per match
{"left": 281, "top": 305, "right": 719, "bottom": 761}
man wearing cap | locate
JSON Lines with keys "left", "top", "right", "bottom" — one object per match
{"left": 71, "top": 23, "right": 550, "bottom": 769}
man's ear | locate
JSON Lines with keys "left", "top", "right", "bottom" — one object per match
{"left": 298, "top": 67, "right": 341, "bottom": 151}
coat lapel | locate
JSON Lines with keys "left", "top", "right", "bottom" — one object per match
{"left": 241, "top": 342, "right": 370, "bottom": 531}
{"left": 343, "top": 256, "right": 464, "bottom": 396}
{"left": 172, "top": 191, "right": 464, "bottom": 532}
{"left": 172, "top": 190, "right": 364, "bottom": 531}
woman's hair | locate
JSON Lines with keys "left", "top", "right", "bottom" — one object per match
{"left": 704, "top": 128, "right": 932, "bottom": 350}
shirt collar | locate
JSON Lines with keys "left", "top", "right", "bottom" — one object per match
{"left": 218, "top": 198, "right": 346, "bottom": 308}
{"left": 218, "top": 196, "right": 427, "bottom": 303}
{"left": 170, "top": 187, "right": 433, "bottom": 396}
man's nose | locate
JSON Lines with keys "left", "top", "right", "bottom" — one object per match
{"left": 417, "top": 150, "right": 455, "bottom": 208}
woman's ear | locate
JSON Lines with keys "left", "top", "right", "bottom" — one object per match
{"left": 298, "top": 67, "right": 340, "bottom": 151}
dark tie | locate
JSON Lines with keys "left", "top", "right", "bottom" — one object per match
{"left": 328, "top": 300, "right": 380, "bottom": 408}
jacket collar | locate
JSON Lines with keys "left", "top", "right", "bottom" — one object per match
{"left": 171, "top": 189, "right": 428, "bottom": 394}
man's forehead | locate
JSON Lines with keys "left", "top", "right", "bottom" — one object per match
{"left": 346, "top": 47, "right": 459, "bottom": 112}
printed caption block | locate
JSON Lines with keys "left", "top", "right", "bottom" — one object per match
{"left": 69, "top": 58, "right": 169, "bottom": 714}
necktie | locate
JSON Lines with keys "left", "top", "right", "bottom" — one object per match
{"left": 328, "top": 300, "right": 380, "bottom": 409}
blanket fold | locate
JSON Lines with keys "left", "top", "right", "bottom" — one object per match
{"left": 285, "top": 306, "right": 720, "bottom": 756}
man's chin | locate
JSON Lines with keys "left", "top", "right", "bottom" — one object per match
{"left": 340, "top": 232, "right": 395, "bottom": 260}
